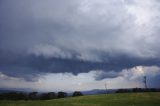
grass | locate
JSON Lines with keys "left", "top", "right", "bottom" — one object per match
{"left": 0, "top": 92, "right": 160, "bottom": 106}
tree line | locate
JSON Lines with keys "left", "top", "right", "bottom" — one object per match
{"left": 116, "top": 88, "right": 160, "bottom": 93}
{"left": 0, "top": 91, "right": 83, "bottom": 100}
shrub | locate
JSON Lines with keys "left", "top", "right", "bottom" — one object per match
{"left": 72, "top": 91, "right": 83, "bottom": 97}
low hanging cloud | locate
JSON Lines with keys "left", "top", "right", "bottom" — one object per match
{"left": 0, "top": 66, "right": 160, "bottom": 91}
{"left": 29, "top": 44, "right": 73, "bottom": 59}
{"left": 95, "top": 66, "right": 160, "bottom": 81}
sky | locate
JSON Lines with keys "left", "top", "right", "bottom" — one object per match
{"left": 0, "top": 0, "right": 160, "bottom": 92}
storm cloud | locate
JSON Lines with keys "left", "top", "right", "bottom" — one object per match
{"left": 0, "top": 0, "right": 160, "bottom": 90}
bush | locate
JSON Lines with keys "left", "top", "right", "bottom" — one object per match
{"left": 72, "top": 91, "right": 83, "bottom": 97}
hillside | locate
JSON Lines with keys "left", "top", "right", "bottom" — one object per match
{"left": 0, "top": 92, "right": 160, "bottom": 106}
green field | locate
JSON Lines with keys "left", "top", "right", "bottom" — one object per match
{"left": 0, "top": 92, "right": 160, "bottom": 106}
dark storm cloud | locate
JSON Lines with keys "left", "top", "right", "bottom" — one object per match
{"left": 1, "top": 51, "right": 160, "bottom": 81}
{"left": 148, "top": 75, "right": 160, "bottom": 88}
{"left": 0, "top": 0, "right": 160, "bottom": 81}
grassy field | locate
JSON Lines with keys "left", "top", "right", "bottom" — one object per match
{"left": 0, "top": 92, "right": 160, "bottom": 106}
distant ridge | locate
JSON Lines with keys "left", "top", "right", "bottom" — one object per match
{"left": 0, "top": 88, "right": 34, "bottom": 93}
{"left": 82, "top": 89, "right": 117, "bottom": 95}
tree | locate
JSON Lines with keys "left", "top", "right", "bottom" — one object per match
{"left": 28, "top": 92, "right": 38, "bottom": 100}
{"left": 40, "top": 92, "right": 56, "bottom": 100}
{"left": 48, "top": 92, "right": 56, "bottom": 99}
{"left": 57, "top": 92, "right": 67, "bottom": 98}
{"left": 72, "top": 91, "right": 83, "bottom": 97}
{"left": 0, "top": 92, "right": 28, "bottom": 100}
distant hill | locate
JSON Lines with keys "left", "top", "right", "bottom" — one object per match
{"left": 82, "top": 89, "right": 117, "bottom": 95}
{"left": 0, "top": 88, "right": 117, "bottom": 95}
{"left": 0, "top": 88, "right": 34, "bottom": 93}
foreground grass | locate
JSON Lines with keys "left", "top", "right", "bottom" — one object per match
{"left": 0, "top": 92, "right": 160, "bottom": 106}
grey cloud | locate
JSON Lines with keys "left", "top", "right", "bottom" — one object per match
{"left": 1, "top": 0, "right": 160, "bottom": 60}
{"left": 0, "top": 0, "right": 160, "bottom": 82}
{"left": 1, "top": 66, "right": 159, "bottom": 91}
{"left": 1, "top": 51, "right": 160, "bottom": 81}
{"left": 94, "top": 71, "right": 120, "bottom": 80}
{"left": 94, "top": 66, "right": 160, "bottom": 81}
{"left": 94, "top": 66, "right": 160, "bottom": 88}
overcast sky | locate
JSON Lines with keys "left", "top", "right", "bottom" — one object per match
{"left": 0, "top": 0, "right": 160, "bottom": 92}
